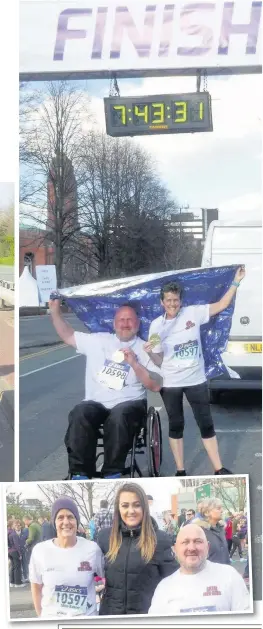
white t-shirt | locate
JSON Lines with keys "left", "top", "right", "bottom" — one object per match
{"left": 148, "top": 560, "right": 251, "bottom": 616}
{"left": 29, "top": 537, "right": 104, "bottom": 618}
{"left": 74, "top": 332, "right": 161, "bottom": 409}
{"left": 148, "top": 305, "right": 210, "bottom": 387}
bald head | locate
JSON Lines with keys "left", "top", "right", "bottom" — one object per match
{"left": 114, "top": 306, "right": 140, "bottom": 342}
{"left": 175, "top": 523, "right": 209, "bottom": 574}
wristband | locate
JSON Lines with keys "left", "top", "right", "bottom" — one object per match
{"left": 231, "top": 281, "right": 240, "bottom": 288}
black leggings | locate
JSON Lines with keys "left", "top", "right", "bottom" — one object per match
{"left": 161, "top": 382, "right": 215, "bottom": 439}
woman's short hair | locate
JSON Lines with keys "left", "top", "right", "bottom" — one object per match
{"left": 107, "top": 482, "right": 157, "bottom": 564}
{"left": 199, "top": 498, "right": 222, "bottom": 518}
{"left": 160, "top": 281, "right": 183, "bottom": 302}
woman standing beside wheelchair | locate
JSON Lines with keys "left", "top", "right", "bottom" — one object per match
{"left": 97, "top": 482, "right": 178, "bottom": 615}
{"left": 144, "top": 267, "right": 245, "bottom": 476}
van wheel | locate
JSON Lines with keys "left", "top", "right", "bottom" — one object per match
{"left": 209, "top": 390, "right": 221, "bottom": 404}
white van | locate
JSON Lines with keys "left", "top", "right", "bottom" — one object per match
{"left": 201, "top": 219, "right": 262, "bottom": 402}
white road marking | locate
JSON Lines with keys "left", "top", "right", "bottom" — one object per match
{"left": 255, "top": 452, "right": 262, "bottom": 457}
{"left": 20, "top": 354, "right": 80, "bottom": 377}
{"left": 215, "top": 428, "right": 261, "bottom": 433}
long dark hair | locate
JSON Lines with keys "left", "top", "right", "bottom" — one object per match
{"left": 107, "top": 483, "right": 157, "bottom": 564}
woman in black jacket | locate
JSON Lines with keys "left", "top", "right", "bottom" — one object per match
{"left": 97, "top": 482, "right": 178, "bottom": 616}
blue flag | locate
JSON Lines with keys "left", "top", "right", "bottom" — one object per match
{"left": 56, "top": 265, "right": 240, "bottom": 380}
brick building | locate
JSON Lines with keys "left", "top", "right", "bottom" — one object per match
{"left": 20, "top": 156, "right": 98, "bottom": 285}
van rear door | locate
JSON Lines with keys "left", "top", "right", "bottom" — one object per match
{"left": 211, "top": 225, "right": 261, "bottom": 339}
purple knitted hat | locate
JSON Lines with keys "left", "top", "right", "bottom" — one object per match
{"left": 51, "top": 497, "right": 80, "bottom": 528}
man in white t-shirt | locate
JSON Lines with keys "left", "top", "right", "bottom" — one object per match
{"left": 144, "top": 267, "right": 245, "bottom": 476}
{"left": 148, "top": 523, "right": 250, "bottom": 616}
{"left": 29, "top": 497, "right": 104, "bottom": 618}
{"left": 49, "top": 300, "right": 162, "bottom": 479}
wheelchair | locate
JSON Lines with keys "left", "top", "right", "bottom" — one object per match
{"left": 94, "top": 406, "right": 163, "bottom": 478}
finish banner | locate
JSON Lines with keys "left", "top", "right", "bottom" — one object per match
{"left": 55, "top": 264, "right": 240, "bottom": 380}
{"left": 20, "top": 0, "right": 262, "bottom": 79}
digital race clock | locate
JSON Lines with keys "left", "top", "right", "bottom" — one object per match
{"left": 104, "top": 92, "right": 213, "bottom": 137}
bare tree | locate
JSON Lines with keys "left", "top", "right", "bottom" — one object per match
{"left": 213, "top": 478, "right": 247, "bottom": 512}
{"left": 37, "top": 481, "right": 119, "bottom": 523}
{"left": 20, "top": 81, "right": 93, "bottom": 286}
{"left": 79, "top": 131, "right": 178, "bottom": 277}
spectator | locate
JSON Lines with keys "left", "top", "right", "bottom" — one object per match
{"left": 177, "top": 509, "right": 186, "bottom": 528}
{"left": 13, "top": 519, "right": 29, "bottom": 582}
{"left": 7, "top": 519, "right": 26, "bottom": 588}
{"left": 23, "top": 515, "right": 42, "bottom": 564}
{"left": 163, "top": 512, "right": 179, "bottom": 544}
{"left": 237, "top": 511, "right": 247, "bottom": 552}
{"left": 225, "top": 513, "right": 233, "bottom": 553}
{"left": 147, "top": 495, "right": 165, "bottom": 530}
{"left": 89, "top": 514, "right": 96, "bottom": 541}
{"left": 94, "top": 500, "right": 113, "bottom": 540}
{"left": 149, "top": 524, "right": 250, "bottom": 614}
{"left": 193, "top": 498, "right": 230, "bottom": 565}
{"left": 182, "top": 509, "right": 196, "bottom": 526}
{"left": 230, "top": 522, "right": 246, "bottom": 562}
{"left": 38, "top": 516, "right": 56, "bottom": 541}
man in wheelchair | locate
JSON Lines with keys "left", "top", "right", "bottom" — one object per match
{"left": 49, "top": 299, "right": 162, "bottom": 479}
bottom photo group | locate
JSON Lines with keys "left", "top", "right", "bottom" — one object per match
{"left": 5, "top": 474, "right": 252, "bottom": 621}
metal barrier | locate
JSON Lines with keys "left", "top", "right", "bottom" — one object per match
{"left": 0, "top": 280, "right": 15, "bottom": 306}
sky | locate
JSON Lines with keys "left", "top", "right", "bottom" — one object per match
{"left": 21, "top": 72, "right": 262, "bottom": 223}
{"left": 7, "top": 478, "right": 183, "bottom": 512}
{"left": 0, "top": 183, "right": 14, "bottom": 211}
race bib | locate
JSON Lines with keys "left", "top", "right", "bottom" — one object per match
{"left": 97, "top": 360, "right": 130, "bottom": 390}
{"left": 53, "top": 585, "right": 91, "bottom": 615}
{"left": 173, "top": 340, "right": 199, "bottom": 367}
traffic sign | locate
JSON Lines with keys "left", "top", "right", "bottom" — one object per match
{"left": 196, "top": 484, "right": 211, "bottom": 501}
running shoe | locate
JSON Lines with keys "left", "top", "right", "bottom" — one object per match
{"left": 71, "top": 475, "right": 89, "bottom": 480}
{"left": 214, "top": 467, "right": 232, "bottom": 475}
{"left": 14, "top": 583, "right": 27, "bottom": 588}
{"left": 104, "top": 473, "right": 122, "bottom": 479}
{"left": 175, "top": 470, "right": 187, "bottom": 476}
{"left": 239, "top": 557, "right": 246, "bottom": 562}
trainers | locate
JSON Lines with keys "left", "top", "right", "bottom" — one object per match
{"left": 15, "top": 583, "right": 27, "bottom": 588}
{"left": 175, "top": 470, "right": 187, "bottom": 476}
{"left": 10, "top": 583, "right": 15, "bottom": 588}
{"left": 215, "top": 467, "right": 232, "bottom": 475}
{"left": 71, "top": 475, "right": 89, "bottom": 480}
{"left": 104, "top": 473, "right": 122, "bottom": 479}
{"left": 239, "top": 557, "right": 246, "bottom": 562}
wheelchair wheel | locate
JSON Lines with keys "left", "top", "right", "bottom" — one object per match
{"left": 146, "top": 407, "right": 162, "bottom": 477}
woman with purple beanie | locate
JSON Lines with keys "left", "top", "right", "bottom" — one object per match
{"left": 29, "top": 496, "right": 104, "bottom": 619}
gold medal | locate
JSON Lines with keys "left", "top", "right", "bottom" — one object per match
{"left": 112, "top": 350, "right": 124, "bottom": 363}
{"left": 149, "top": 333, "right": 161, "bottom": 347}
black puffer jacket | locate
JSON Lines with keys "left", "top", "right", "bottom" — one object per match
{"left": 97, "top": 522, "right": 178, "bottom": 615}
{"left": 194, "top": 517, "right": 230, "bottom": 565}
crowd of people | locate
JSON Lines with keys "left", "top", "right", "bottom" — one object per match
{"left": 8, "top": 484, "right": 250, "bottom": 619}
{"left": 49, "top": 266, "right": 245, "bottom": 478}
